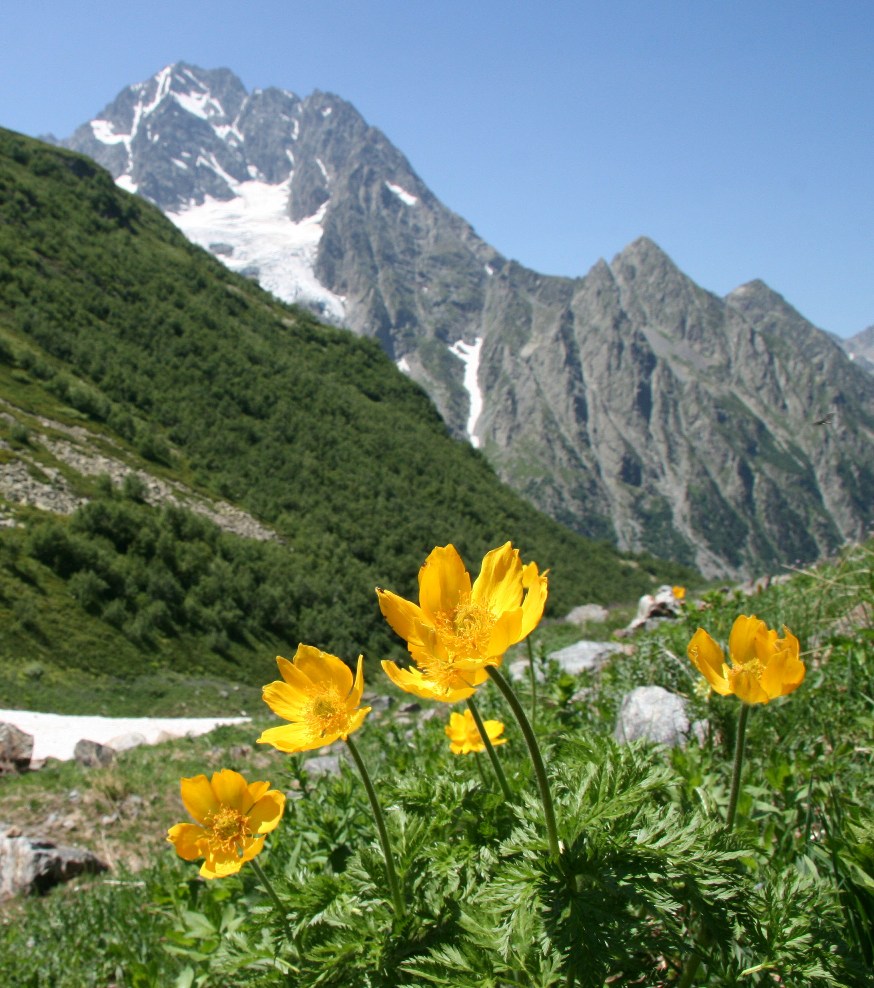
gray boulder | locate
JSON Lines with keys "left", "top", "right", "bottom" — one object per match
{"left": 0, "top": 824, "right": 108, "bottom": 897}
{"left": 565, "top": 604, "right": 610, "bottom": 626}
{"left": 105, "top": 731, "right": 148, "bottom": 753}
{"left": 73, "top": 738, "right": 117, "bottom": 768}
{"left": 615, "top": 685, "right": 703, "bottom": 748}
{"left": 0, "top": 722, "right": 34, "bottom": 773}
{"left": 510, "top": 640, "right": 625, "bottom": 682}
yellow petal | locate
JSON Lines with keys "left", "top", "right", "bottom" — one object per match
{"left": 262, "top": 680, "right": 310, "bottom": 722}
{"left": 472, "top": 542, "right": 523, "bottom": 614}
{"left": 728, "top": 614, "right": 765, "bottom": 667}
{"left": 293, "top": 644, "right": 353, "bottom": 697}
{"left": 349, "top": 654, "right": 366, "bottom": 708}
{"left": 342, "top": 705, "right": 371, "bottom": 738}
{"left": 760, "top": 628, "right": 805, "bottom": 698}
{"left": 418, "top": 545, "right": 470, "bottom": 621}
{"left": 381, "top": 659, "right": 477, "bottom": 703}
{"left": 167, "top": 822, "right": 208, "bottom": 860}
{"left": 180, "top": 774, "right": 220, "bottom": 824}
{"left": 445, "top": 711, "right": 467, "bottom": 743}
{"left": 247, "top": 780, "right": 271, "bottom": 805}
{"left": 376, "top": 588, "right": 426, "bottom": 647}
{"left": 519, "top": 563, "right": 548, "bottom": 640}
{"left": 728, "top": 666, "right": 770, "bottom": 704}
{"left": 276, "top": 654, "right": 316, "bottom": 692}
{"left": 257, "top": 722, "right": 317, "bottom": 753}
{"left": 486, "top": 607, "right": 524, "bottom": 657}
{"left": 485, "top": 719, "right": 507, "bottom": 745}
{"left": 210, "top": 769, "right": 249, "bottom": 812}
{"left": 200, "top": 842, "right": 256, "bottom": 879}
{"left": 248, "top": 790, "right": 286, "bottom": 834}
{"left": 687, "top": 628, "right": 732, "bottom": 695}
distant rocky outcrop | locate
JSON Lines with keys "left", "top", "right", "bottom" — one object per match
{"left": 840, "top": 324, "right": 874, "bottom": 374}
{"left": 63, "top": 63, "right": 874, "bottom": 577}
{"left": 0, "top": 404, "right": 277, "bottom": 541}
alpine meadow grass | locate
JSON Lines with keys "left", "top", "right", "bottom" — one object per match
{"left": 0, "top": 540, "right": 872, "bottom": 986}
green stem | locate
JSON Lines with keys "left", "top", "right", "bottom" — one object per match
{"left": 466, "top": 695, "right": 513, "bottom": 802}
{"left": 486, "top": 665, "right": 561, "bottom": 858}
{"left": 725, "top": 702, "right": 750, "bottom": 833}
{"left": 344, "top": 735, "right": 404, "bottom": 917}
{"left": 678, "top": 703, "right": 752, "bottom": 986}
{"left": 473, "top": 750, "right": 488, "bottom": 787}
{"left": 526, "top": 637, "right": 538, "bottom": 728}
{"left": 249, "top": 856, "right": 292, "bottom": 944}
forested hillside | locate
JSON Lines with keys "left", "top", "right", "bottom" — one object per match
{"left": 0, "top": 128, "right": 690, "bottom": 713}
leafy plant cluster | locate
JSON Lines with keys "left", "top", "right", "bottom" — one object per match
{"left": 2, "top": 541, "right": 872, "bottom": 986}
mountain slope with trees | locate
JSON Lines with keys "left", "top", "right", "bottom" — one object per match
{"left": 0, "top": 127, "right": 689, "bottom": 712}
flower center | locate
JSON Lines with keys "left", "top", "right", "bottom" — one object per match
{"left": 434, "top": 596, "right": 494, "bottom": 661}
{"left": 306, "top": 686, "right": 350, "bottom": 739}
{"left": 417, "top": 649, "right": 476, "bottom": 696}
{"left": 206, "top": 806, "right": 250, "bottom": 854}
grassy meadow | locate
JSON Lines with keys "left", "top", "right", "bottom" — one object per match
{"left": 1, "top": 540, "right": 872, "bottom": 987}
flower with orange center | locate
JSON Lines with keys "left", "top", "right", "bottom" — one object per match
{"left": 377, "top": 542, "right": 548, "bottom": 702}
{"left": 167, "top": 768, "right": 285, "bottom": 879}
{"left": 446, "top": 709, "right": 507, "bottom": 755}
{"left": 257, "top": 644, "right": 371, "bottom": 753}
{"left": 687, "top": 614, "right": 805, "bottom": 704}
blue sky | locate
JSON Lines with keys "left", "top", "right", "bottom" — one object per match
{"left": 1, "top": 0, "right": 871, "bottom": 337}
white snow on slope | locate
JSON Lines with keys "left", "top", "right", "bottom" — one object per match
{"left": 386, "top": 182, "right": 418, "bottom": 206}
{"left": 169, "top": 179, "right": 346, "bottom": 323}
{"left": 0, "top": 709, "right": 250, "bottom": 762}
{"left": 449, "top": 337, "right": 484, "bottom": 447}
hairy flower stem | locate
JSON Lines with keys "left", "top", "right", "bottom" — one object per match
{"left": 345, "top": 735, "right": 404, "bottom": 916}
{"left": 466, "top": 696, "right": 513, "bottom": 802}
{"left": 725, "top": 702, "right": 750, "bottom": 833}
{"left": 526, "top": 638, "right": 538, "bottom": 727}
{"left": 678, "top": 703, "right": 752, "bottom": 986}
{"left": 487, "top": 665, "right": 561, "bottom": 858}
{"left": 249, "top": 857, "right": 293, "bottom": 944}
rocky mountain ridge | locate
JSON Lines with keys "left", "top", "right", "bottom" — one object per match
{"left": 62, "top": 63, "right": 874, "bottom": 577}
{"left": 840, "top": 324, "right": 874, "bottom": 374}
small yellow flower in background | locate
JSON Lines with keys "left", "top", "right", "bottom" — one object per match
{"left": 446, "top": 709, "right": 507, "bottom": 755}
{"left": 672, "top": 585, "right": 686, "bottom": 601}
{"left": 167, "top": 769, "right": 285, "bottom": 879}
{"left": 687, "top": 614, "right": 805, "bottom": 704}
{"left": 258, "top": 644, "right": 371, "bottom": 753}
{"left": 377, "top": 542, "right": 548, "bottom": 702}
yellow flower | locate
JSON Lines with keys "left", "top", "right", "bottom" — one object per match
{"left": 446, "top": 709, "right": 507, "bottom": 755}
{"left": 672, "top": 585, "right": 686, "bottom": 601}
{"left": 167, "top": 769, "right": 285, "bottom": 879}
{"left": 687, "top": 614, "right": 805, "bottom": 704}
{"left": 377, "top": 542, "right": 548, "bottom": 703}
{"left": 257, "top": 644, "right": 371, "bottom": 753}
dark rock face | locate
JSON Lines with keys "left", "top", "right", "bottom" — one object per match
{"left": 63, "top": 63, "right": 874, "bottom": 577}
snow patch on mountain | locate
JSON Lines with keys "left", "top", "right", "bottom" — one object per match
{"left": 449, "top": 337, "right": 484, "bottom": 446}
{"left": 386, "top": 182, "right": 418, "bottom": 206}
{"left": 169, "top": 179, "right": 346, "bottom": 323}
